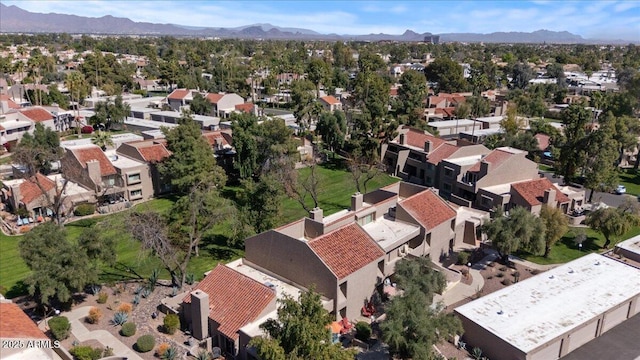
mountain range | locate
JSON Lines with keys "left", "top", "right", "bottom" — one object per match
{"left": 0, "top": 3, "right": 625, "bottom": 44}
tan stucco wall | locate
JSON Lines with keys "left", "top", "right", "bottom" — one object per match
{"left": 476, "top": 155, "right": 538, "bottom": 189}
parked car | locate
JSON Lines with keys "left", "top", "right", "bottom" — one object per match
{"left": 615, "top": 185, "right": 626, "bottom": 194}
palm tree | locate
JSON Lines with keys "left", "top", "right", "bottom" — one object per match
{"left": 91, "top": 131, "right": 114, "bottom": 151}
{"left": 65, "top": 71, "right": 87, "bottom": 133}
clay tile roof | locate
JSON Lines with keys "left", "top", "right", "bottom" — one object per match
{"left": 320, "top": 95, "right": 340, "bottom": 105}
{"left": 19, "top": 173, "right": 56, "bottom": 205}
{"left": 72, "top": 146, "right": 117, "bottom": 176}
{"left": 167, "top": 88, "right": 189, "bottom": 100}
{"left": 435, "top": 107, "right": 456, "bottom": 118}
{"left": 138, "top": 144, "right": 171, "bottom": 163}
{"left": 405, "top": 128, "right": 446, "bottom": 150}
{"left": 511, "top": 178, "right": 570, "bottom": 207}
{"left": 399, "top": 189, "right": 456, "bottom": 230}
{"left": 202, "top": 131, "right": 232, "bottom": 147}
{"left": 427, "top": 143, "right": 460, "bottom": 165}
{"left": 182, "top": 265, "right": 275, "bottom": 340}
{"left": 0, "top": 302, "right": 48, "bottom": 339}
{"left": 206, "top": 93, "right": 224, "bottom": 104}
{"left": 468, "top": 148, "right": 514, "bottom": 172}
{"left": 389, "top": 88, "right": 398, "bottom": 96}
{"left": 0, "top": 94, "right": 21, "bottom": 109}
{"left": 234, "top": 103, "right": 254, "bottom": 113}
{"left": 19, "top": 107, "right": 54, "bottom": 122}
{"left": 535, "top": 133, "right": 550, "bottom": 151}
{"left": 308, "top": 223, "right": 384, "bottom": 280}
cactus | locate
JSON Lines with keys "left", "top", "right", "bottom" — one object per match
{"left": 111, "top": 311, "right": 128, "bottom": 326}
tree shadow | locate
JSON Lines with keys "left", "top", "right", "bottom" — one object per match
{"left": 6, "top": 281, "right": 28, "bottom": 299}
{"left": 322, "top": 158, "right": 347, "bottom": 171}
{"left": 99, "top": 262, "right": 146, "bottom": 283}
{"left": 559, "top": 234, "right": 601, "bottom": 251}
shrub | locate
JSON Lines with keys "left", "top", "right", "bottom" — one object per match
{"left": 70, "top": 345, "right": 102, "bottom": 360}
{"left": 156, "top": 342, "right": 170, "bottom": 357}
{"left": 149, "top": 268, "right": 160, "bottom": 291}
{"left": 136, "top": 334, "right": 156, "bottom": 353}
{"left": 472, "top": 347, "right": 483, "bottom": 360}
{"left": 496, "top": 272, "right": 504, "bottom": 278}
{"left": 88, "top": 284, "right": 101, "bottom": 295}
{"left": 163, "top": 313, "right": 180, "bottom": 335}
{"left": 355, "top": 321, "right": 371, "bottom": 342}
{"left": 120, "top": 322, "right": 137, "bottom": 337}
{"left": 132, "top": 295, "right": 140, "bottom": 306}
{"left": 162, "top": 346, "right": 179, "bottom": 360}
{"left": 49, "top": 316, "right": 71, "bottom": 340}
{"left": 111, "top": 311, "right": 128, "bottom": 326}
{"left": 457, "top": 251, "right": 471, "bottom": 265}
{"left": 501, "top": 279, "right": 512, "bottom": 286}
{"left": 186, "top": 273, "right": 196, "bottom": 285}
{"left": 86, "top": 307, "right": 102, "bottom": 324}
{"left": 81, "top": 126, "right": 94, "bottom": 134}
{"left": 74, "top": 203, "right": 96, "bottom": 216}
{"left": 513, "top": 271, "right": 521, "bottom": 283}
{"left": 117, "top": 302, "right": 133, "bottom": 314}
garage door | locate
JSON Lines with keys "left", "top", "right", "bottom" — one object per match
{"left": 567, "top": 320, "right": 598, "bottom": 353}
{"left": 603, "top": 303, "right": 629, "bottom": 333}
{"left": 530, "top": 338, "right": 562, "bottom": 360}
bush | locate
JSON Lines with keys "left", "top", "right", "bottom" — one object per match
{"left": 81, "top": 126, "right": 94, "bottom": 134}
{"left": 496, "top": 272, "right": 504, "bottom": 278}
{"left": 111, "top": 311, "right": 128, "bottom": 326}
{"left": 97, "top": 291, "right": 108, "bottom": 304}
{"left": 135, "top": 334, "right": 156, "bottom": 353}
{"left": 86, "top": 307, "right": 102, "bottom": 324}
{"left": 117, "top": 302, "right": 133, "bottom": 314}
{"left": 355, "top": 321, "right": 371, "bottom": 342}
{"left": 163, "top": 313, "right": 180, "bottom": 335}
{"left": 70, "top": 345, "right": 102, "bottom": 360}
{"left": 49, "top": 316, "right": 71, "bottom": 340}
{"left": 74, "top": 203, "right": 96, "bottom": 216}
{"left": 457, "top": 251, "right": 471, "bottom": 265}
{"left": 162, "top": 346, "right": 179, "bottom": 360}
{"left": 501, "top": 279, "right": 512, "bottom": 286}
{"left": 120, "top": 322, "right": 137, "bottom": 337}
{"left": 156, "top": 342, "right": 170, "bottom": 357}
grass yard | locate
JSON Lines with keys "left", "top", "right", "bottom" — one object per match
{"left": 538, "top": 164, "right": 554, "bottom": 172}
{"left": 517, "top": 225, "right": 640, "bottom": 265}
{"left": 618, "top": 168, "right": 640, "bottom": 196}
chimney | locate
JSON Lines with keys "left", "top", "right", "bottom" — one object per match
{"left": 399, "top": 133, "right": 406, "bottom": 145}
{"left": 479, "top": 160, "right": 490, "bottom": 177}
{"left": 543, "top": 188, "right": 556, "bottom": 205}
{"left": 309, "top": 207, "right": 323, "bottom": 222}
{"left": 191, "top": 290, "right": 210, "bottom": 340}
{"left": 424, "top": 140, "right": 432, "bottom": 153}
{"left": 11, "top": 184, "right": 21, "bottom": 208}
{"left": 0, "top": 100, "right": 7, "bottom": 114}
{"left": 351, "top": 192, "right": 363, "bottom": 211}
{"left": 86, "top": 160, "right": 101, "bottom": 187}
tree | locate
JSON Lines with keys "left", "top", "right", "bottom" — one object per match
{"left": 91, "top": 131, "right": 114, "bottom": 151}
{"left": 393, "top": 257, "right": 446, "bottom": 304}
{"left": 315, "top": 110, "right": 346, "bottom": 154}
{"left": 250, "top": 288, "right": 356, "bottom": 360}
{"left": 396, "top": 70, "right": 427, "bottom": 126}
{"left": 13, "top": 123, "right": 62, "bottom": 175}
{"left": 306, "top": 58, "right": 330, "bottom": 98}
{"left": 237, "top": 174, "right": 283, "bottom": 234}
{"left": 454, "top": 101, "right": 470, "bottom": 120}
{"left": 481, "top": 207, "right": 546, "bottom": 263}
{"left": 347, "top": 150, "right": 386, "bottom": 194}
{"left": 65, "top": 71, "right": 89, "bottom": 130}
{"left": 511, "top": 62, "right": 534, "bottom": 89}
{"left": 277, "top": 159, "right": 320, "bottom": 213}
{"left": 540, "top": 205, "right": 569, "bottom": 258}
{"left": 189, "top": 92, "right": 212, "bottom": 116}
{"left": 160, "top": 112, "right": 227, "bottom": 193}
{"left": 467, "top": 95, "right": 490, "bottom": 118}
{"left": 582, "top": 114, "right": 619, "bottom": 202}
{"left": 91, "top": 95, "right": 131, "bottom": 130}
{"left": 424, "top": 57, "right": 467, "bottom": 94}
{"left": 546, "top": 62, "right": 566, "bottom": 87}
{"left": 19, "top": 223, "right": 115, "bottom": 306}
{"left": 291, "top": 79, "right": 320, "bottom": 132}
{"left": 586, "top": 207, "right": 639, "bottom": 248}
{"left": 231, "top": 113, "right": 259, "bottom": 179}
{"left": 556, "top": 104, "right": 591, "bottom": 181}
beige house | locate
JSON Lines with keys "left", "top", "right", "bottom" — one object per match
{"left": 166, "top": 88, "right": 195, "bottom": 111}
{"left": 509, "top": 178, "right": 572, "bottom": 215}
{"left": 61, "top": 145, "right": 124, "bottom": 204}
{"left": 319, "top": 95, "right": 342, "bottom": 112}
{"left": 206, "top": 93, "right": 244, "bottom": 118}
{"left": 455, "top": 254, "right": 640, "bottom": 360}
{"left": 116, "top": 140, "right": 172, "bottom": 196}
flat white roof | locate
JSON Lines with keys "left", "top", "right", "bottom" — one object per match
{"left": 475, "top": 116, "right": 504, "bottom": 124}
{"left": 616, "top": 235, "right": 640, "bottom": 257}
{"left": 60, "top": 138, "right": 93, "bottom": 149}
{"left": 480, "top": 182, "right": 516, "bottom": 196}
{"left": 322, "top": 209, "right": 351, "bottom": 224}
{"left": 460, "top": 128, "right": 503, "bottom": 137}
{"left": 455, "top": 253, "right": 640, "bottom": 353}
{"left": 0, "top": 119, "right": 33, "bottom": 130}
{"left": 446, "top": 154, "right": 484, "bottom": 166}
{"left": 130, "top": 106, "right": 160, "bottom": 114}
{"left": 124, "top": 117, "right": 178, "bottom": 129}
{"left": 104, "top": 149, "right": 144, "bottom": 169}
{"left": 362, "top": 215, "right": 421, "bottom": 251}
{"left": 427, "top": 119, "right": 478, "bottom": 128}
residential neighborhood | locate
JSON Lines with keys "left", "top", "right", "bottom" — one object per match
{"left": 1, "top": 2, "right": 640, "bottom": 360}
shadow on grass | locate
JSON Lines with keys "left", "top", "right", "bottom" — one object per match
{"left": 322, "top": 158, "right": 347, "bottom": 171}
{"left": 5, "top": 280, "right": 28, "bottom": 298}
{"left": 66, "top": 218, "right": 99, "bottom": 228}
{"left": 100, "top": 262, "right": 147, "bottom": 283}
{"left": 201, "top": 234, "right": 238, "bottom": 260}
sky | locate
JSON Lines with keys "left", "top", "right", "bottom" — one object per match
{"left": 2, "top": 0, "right": 639, "bottom": 41}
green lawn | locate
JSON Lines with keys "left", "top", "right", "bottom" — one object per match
{"left": 0, "top": 164, "right": 398, "bottom": 298}
{"left": 618, "top": 168, "right": 640, "bottom": 196}
{"left": 538, "top": 164, "right": 554, "bottom": 172}
{"left": 517, "top": 225, "right": 640, "bottom": 265}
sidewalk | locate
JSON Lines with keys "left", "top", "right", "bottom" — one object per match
{"left": 40, "top": 306, "right": 144, "bottom": 360}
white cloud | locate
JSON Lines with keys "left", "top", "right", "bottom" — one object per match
{"left": 614, "top": 1, "right": 640, "bottom": 12}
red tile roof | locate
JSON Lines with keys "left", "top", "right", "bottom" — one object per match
{"left": 19, "top": 107, "right": 54, "bottom": 122}
{"left": 389, "top": 88, "right": 398, "bottom": 96}
{"left": 308, "top": 223, "right": 384, "bottom": 280}
{"left": 206, "top": 93, "right": 224, "bottom": 104}
{"left": 468, "top": 148, "right": 514, "bottom": 172}
{"left": 434, "top": 107, "right": 456, "bottom": 118}
{"left": 167, "top": 89, "right": 189, "bottom": 100}
{"left": 202, "top": 131, "right": 232, "bottom": 147}
{"left": 511, "top": 178, "right": 570, "bottom": 207}
{"left": 404, "top": 127, "right": 447, "bottom": 150}
{"left": 19, "top": 173, "right": 56, "bottom": 205}
{"left": 0, "top": 302, "right": 48, "bottom": 339}
{"left": 234, "top": 103, "right": 255, "bottom": 113}
{"left": 400, "top": 189, "right": 456, "bottom": 230}
{"left": 535, "top": 133, "right": 550, "bottom": 151}
{"left": 0, "top": 94, "right": 21, "bottom": 109}
{"left": 427, "top": 143, "right": 460, "bottom": 165}
{"left": 182, "top": 265, "right": 275, "bottom": 340}
{"left": 320, "top": 95, "right": 340, "bottom": 105}
{"left": 71, "top": 146, "right": 117, "bottom": 176}
{"left": 138, "top": 144, "right": 171, "bottom": 163}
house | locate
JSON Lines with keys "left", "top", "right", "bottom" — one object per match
{"left": 319, "top": 95, "right": 342, "bottom": 112}
{"left": 0, "top": 94, "right": 21, "bottom": 113}
{"left": 428, "top": 93, "right": 466, "bottom": 109}
{"left": 0, "top": 300, "right": 56, "bottom": 360}
{"left": 426, "top": 119, "right": 483, "bottom": 137}
{"left": 381, "top": 126, "right": 490, "bottom": 187}
{"left": 1, "top": 173, "right": 55, "bottom": 217}
{"left": 149, "top": 111, "right": 220, "bottom": 130}
{"left": 181, "top": 265, "right": 277, "bottom": 359}
{"left": 61, "top": 145, "right": 121, "bottom": 203}
{"left": 206, "top": 93, "right": 244, "bottom": 118}
{"left": 614, "top": 234, "right": 640, "bottom": 264}
{"left": 455, "top": 253, "right": 640, "bottom": 360}
{"left": 234, "top": 103, "right": 259, "bottom": 117}
{"left": 115, "top": 140, "right": 172, "bottom": 196}
{"left": 166, "top": 88, "right": 195, "bottom": 111}
{"left": 443, "top": 147, "right": 539, "bottom": 210}
{"left": 509, "top": 178, "right": 572, "bottom": 215}
{"left": 202, "top": 131, "right": 234, "bottom": 171}
{"left": 104, "top": 149, "right": 155, "bottom": 203}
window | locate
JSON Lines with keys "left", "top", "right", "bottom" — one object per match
{"left": 359, "top": 213, "right": 374, "bottom": 226}
{"left": 106, "top": 177, "right": 115, "bottom": 186}
{"left": 444, "top": 167, "right": 454, "bottom": 178}
{"left": 130, "top": 189, "right": 142, "bottom": 198}
{"left": 128, "top": 173, "right": 141, "bottom": 184}
{"left": 481, "top": 196, "right": 492, "bottom": 207}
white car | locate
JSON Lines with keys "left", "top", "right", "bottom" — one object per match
{"left": 615, "top": 185, "right": 626, "bottom": 194}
